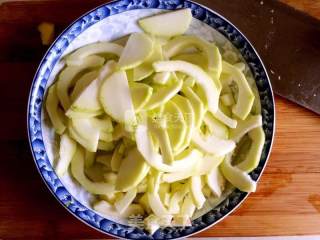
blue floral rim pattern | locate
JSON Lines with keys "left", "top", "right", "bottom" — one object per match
{"left": 27, "top": 0, "right": 275, "bottom": 239}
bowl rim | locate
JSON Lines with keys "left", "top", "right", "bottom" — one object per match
{"left": 27, "top": 0, "right": 276, "bottom": 239}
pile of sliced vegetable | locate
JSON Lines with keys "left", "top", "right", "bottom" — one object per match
{"left": 46, "top": 9, "right": 265, "bottom": 234}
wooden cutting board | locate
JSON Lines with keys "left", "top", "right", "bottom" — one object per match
{"left": 0, "top": 0, "right": 320, "bottom": 238}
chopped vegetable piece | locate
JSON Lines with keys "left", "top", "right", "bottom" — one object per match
{"left": 70, "top": 118, "right": 100, "bottom": 152}
{"left": 143, "top": 76, "right": 183, "bottom": 110}
{"left": 118, "top": 33, "right": 153, "bottom": 70}
{"left": 181, "top": 86, "right": 206, "bottom": 129}
{"left": 139, "top": 9, "right": 192, "bottom": 37}
{"left": 100, "top": 70, "right": 136, "bottom": 125}
{"left": 147, "top": 192, "right": 169, "bottom": 217}
{"left": 70, "top": 70, "right": 99, "bottom": 101}
{"left": 133, "top": 42, "right": 163, "bottom": 81}
{"left": 116, "top": 148, "right": 150, "bottom": 191}
{"left": 220, "top": 153, "right": 256, "bottom": 192}
{"left": 236, "top": 127, "right": 265, "bottom": 172}
{"left": 162, "top": 100, "right": 187, "bottom": 153}
{"left": 171, "top": 95, "right": 195, "bottom": 154}
{"left": 148, "top": 118, "right": 174, "bottom": 165}
{"left": 153, "top": 60, "right": 220, "bottom": 113}
{"left": 110, "top": 143, "right": 124, "bottom": 172}
{"left": 84, "top": 150, "right": 95, "bottom": 168}
{"left": 192, "top": 131, "right": 235, "bottom": 156}
{"left": 45, "top": 83, "right": 66, "bottom": 134}
{"left": 189, "top": 176, "right": 206, "bottom": 209}
{"left": 205, "top": 167, "right": 225, "bottom": 197}
{"left": 212, "top": 108, "right": 237, "bottom": 129}
{"left": 57, "top": 55, "right": 104, "bottom": 111}
{"left": 135, "top": 124, "right": 200, "bottom": 172}
{"left": 153, "top": 72, "right": 171, "bottom": 85}
{"left": 222, "top": 61, "right": 255, "bottom": 120}
{"left": 55, "top": 133, "right": 77, "bottom": 177}
{"left": 114, "top": 188, "right": 137, "bottom": 214}
{"left": 66, "top": 42, "right": 123, "bottom": 66}
{"left": 71, "top": 147, "right": 114, "bottom": 194}
{"left": 203, "top": 112, "right": 229, "bottom": 139}
{"left": 129, "top": 82, "right": 153, "bottom": 112}
{"left": 67, "top": 61, "right": 116, "bottom": 116}
{"left": 230, "top": 115, "right": 262, "bottom": 142}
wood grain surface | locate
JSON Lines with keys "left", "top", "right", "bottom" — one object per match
{"left": 0, "top": 0, "right": 320, "bottom": 239}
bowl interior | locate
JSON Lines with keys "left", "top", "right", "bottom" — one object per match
{"left": 28, "top": 1, "right": 275, "bottom": 239}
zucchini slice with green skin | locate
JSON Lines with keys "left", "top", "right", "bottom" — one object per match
{"left": 66, "top": 42, "right": 123, "bottom": 66}
{"left": 220, "top": 153, "right": 256, "bottom": 192}
{"left": 181, "top": 86, "right": 206, "bottom": 130}
{"left": 70, "top": 70, "right": 99, "bottom": 102}
{"left": 162, "top": 154, "right": 224, "bottom": 183}
{"left": 212, "top": 108, "right": 237, "bottom": 129}
{"left": 189, "top": 176, "right": 206, "bottom": 209}
{"left": 236, "top": 127, "right": 265, "bottom": 172}
{"left": 230, "top": 114, "right": 262, "bottom": 142}
{"left": 57, "top": 55, "right": 104, "bottom": 111}
{"left": 143, "top": 77, "right": 183, "bottom": 110}
{"left": 203, "top": 112, "right": 229, "bottom": 139}
{"left": 135, "top": 124, "right": 200, "bottom": 173}
{"left": 173, "top": 52, "right": 208, "bottom": 69}
{"left": 192, "top": 131, "right": 235, "bottom": 156}
{"left": 148, "top": 117, "right": 174, "bottom": 165}
{"left": 169, "top": 184, "right": 189, "bottom": 214}
{"left": 205, "top": 167, "right": 225, "bottom": 197}
{"left": 70, "top": 147, "right": 114, "bottom": 195}
{"left": 129, "top": 82, "right": 153, "bottom": 112}
{"left": 99, "top": 70, "right": 136, "bottom": 125}
{"left": 118, "top": 33, "right": 153, "bottom": 70}
{"left": 84, "top": 150, "right": 95, "bottom": 168}
{"left": 153, "top": 72, "right": 171, "bottom": 85}
{"left": 220, "top": 93, "right": 235, "bottom": 107}
{"left": 181, "top": 194, "right": 196, "bottom": 217}
{"left": 45, "top": 83, "right": 66, "bottom": 134}
{"left": 222, "top": 61, "right": 255, "bottom": 120}
{"left": 153, "top": 60, "right": 220, "bottom": 113}
{"left": 116, "top": 147, "right": 150, "bottom": 192}
{"left": 171, "top": 95, "right": 195, "bottom": 155}
{"left": 164, "top": 35, "right": 222, "bottom": 78}
{"left": 162, "top": 101, "right": 187, "bottom": 153}
{"left": 114, "top": 188, "right": 137, "bottom": 214}
{"left": 67, "top": 61, "right": 117, "bottom": 117}
{"left": 70, "top": 118, "right": 100, "bottom": 152}
{"left": 55, "top": 133, "right": 77, "bottom": 177}
{"left": 133, "top": 42, "right": 163, "bottom": 81}
{"left": 148, "top": 192, "right": 169, "bottom": 217}
{"left": 138, "top": 9, "right": 192, "bottom": 37}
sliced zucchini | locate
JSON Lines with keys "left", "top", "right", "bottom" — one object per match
{"left": 192, "top": 131, "right": 235, "bottom": 156}
{"left": 55, "top": 133, "right": 77, "bottom": 177}
{"left": 222, "top": 61, "right": 255, "bottom": 120}
{"left": 118, "top": 33, "right": 153, "bottom": 70}
{"left": 114, "top": 188, "right": 137, "bottom": 214}
{"left": 70, "top": 147, "right": 114, "bottom": 194}
{"left": 66, "top": 42, "right": 123, "bottom": 66}
{"left": 116, "top": 147, "right": 150, "bottom": 191}
{"left": 45, "top": 83, "right": 66, "bottom": 134}
{"left": 129, "top": 82, "right": 153, "bottom": 112}
{"left": 220, "top": 153, "right": 256, "bottom": 192}
{"left": 153, "top": 60, "right": 219, "bottom": 113}
{"left": 236, "top": 127, "right": 265, "bottom": 172}
{"left": 230, "top": 114, "right": 262, "bottom": 142}
{"left": 143, "top": 76, "right": 183, "bottom": 110}
{"left": 57, "top": 55, "right": 104, "bottom": 110}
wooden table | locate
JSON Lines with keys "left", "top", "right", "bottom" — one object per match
{"left": 1, "top": 0, "right": 320, "bottom": 238}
